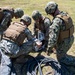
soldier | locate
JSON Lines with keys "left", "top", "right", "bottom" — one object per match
{"left": 0, "top": 6, "right": 24, "bottom": 68}
{"left": 32, "top": 10, "right": 51, "bottom": 50}
{"left": 0, "top": 15, "right": 42, "bottom": 75}
{"left": 0, "top": 7, "right": 24, "bottom": 40}
{"left": 45, "top": 1, "right": 75, "bottom": 67}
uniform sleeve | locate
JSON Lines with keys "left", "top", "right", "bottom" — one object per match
{"left": 33, "top": 22, "right": 39, "bottom": 36}
{"left": 47, "top": 18, "right": 62, "bottom": 50}
{"left": 44, "top": 18, "right": 51, "bottom": 40}
{"left": 33, "top": 23, "right": 36, "bottom": 35}
{"left": 24, "top": 28, "right": 34, "bottom": 40}
{"left": 0, "top": 12, "right": 12, "bottom": 30}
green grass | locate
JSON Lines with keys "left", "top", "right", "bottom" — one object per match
{"left": 0, "top": 0, "right": 75, "bottom": 74}
{"left": 0, "top": 0, "right": 75, "bottom": 28}
{"left": 0, "top": 0, "right": 75, "bottom": 52}
{"left": 0, "top": 0, "right": 75, "bottom": 18}
{"left": 0, "top": 1, "right": 75, "bottom": 47}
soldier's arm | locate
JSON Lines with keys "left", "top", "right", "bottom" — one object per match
{"left": 0, "top": 12, "right": 12, "bottom": 30}
{"left": 24, "top": 27, "right": 34, "bottom": 41}
{"left": 24, "top": 27, "right": 42, "bottom": 50}
{"left": 47, "top": 18, "right": 62, "bottom": 51}
{"left": 44, "top": 18, "right": 51, "bottom": 40}
{"left": 33, "top": 23, "right": 39, "bottom": 36}
{"left": 24, "top": 27, "right": 40, "bottom": 42}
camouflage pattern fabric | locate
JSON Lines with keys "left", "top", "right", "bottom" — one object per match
{"left": 34, "top": 17, "right": 51, "bottom": 48}
{"left": 11, "top": 55, "right": 33, "bottom": 75}
{"left": 0, "top": 11, "right": 12, "bottom": 72}
{"left": 0, "top": 11, "right": 12, "bottom": 41}
{"left": 0, "top": 27, "right": 36, "bottom": 75}
{"left": 0, "top": 11, "right": 12, "bottom": 32}
{"left": 47, "top": 12, "right": 75, "bottom": 74}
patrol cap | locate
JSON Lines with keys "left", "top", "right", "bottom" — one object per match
{"left": 14, "top": 8, "right": 24, "bottom": 18}
{"left": 32, "top": 10, "right": 42, "bottom": 20}
{"left": 45, "top": 1, "right": 58, "bottom": 14}
{"left": 21, "top": 15, "right": 31, "bottom": 25}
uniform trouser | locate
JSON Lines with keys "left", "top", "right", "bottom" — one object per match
{"left": 0, "top": 39, "right": 34, "bottom": 75}
{"left": 0, "top": 50, "right": 12, "bottom": 75}
{"left": 56, "top": 36, "right": 75, "bottom": 75}
{"left": 56, "top": 36, "right": 75, "bottom": 65}
{"left": 0, "top": 32, "right": 3, "bottom": 65}
{"left": 56, "top": 36, "right": 75, "bottom": 73}
{"left": 0, "top": 32, "right": 3, "bottom": 41}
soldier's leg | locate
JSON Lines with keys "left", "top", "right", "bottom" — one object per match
{"left": 0, "top": 35, "right": 1, "bottom": 41}
{"left": 0, "top": 33, "right": 3, "bottom": 64}
{"left": 0, "top": 32, "right": 3, "bottom": 41}
{"left": 56, "top": 50, "right": 75, "bottom": 73}
{"left": 0, "top": 50, "right": 12, "bottom": 75}
{"left": 10, "top": 40, "right": 34, "bottom": 75}
{"left": 57, "top": 36, "right": 74, "bottom": 64}
{"left": 0, "top": 51, "right": 1, "bottom": 64}
{"left": 56, "top": 36, "right": 75, "bottom": 73}
{"left": 0, "top": 39, "right": 34, "bottom": 58}
{"left": 60, "top": 55, "right": 75, "bottom": 66}
{"left": 57, "top": 49, "right": 75, "bottom": 66}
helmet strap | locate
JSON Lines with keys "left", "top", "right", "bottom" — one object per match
{"left": 50, "top": 5, "right": 58, "bottom": 17}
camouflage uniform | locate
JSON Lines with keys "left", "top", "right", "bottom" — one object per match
{"left": 0, "top": 15, "right": 41, "bottom": 75}
{"left": 0, "top": 29, "right": 34, "bottom": 75}
{"left": 0, "top": 7, "right": 24, "bottom": 68}
{"left": 47, "top": 11, "right": 75, "bottom": 74}
{"left": 32, "top": 10, "right": 51, "bottom": 49}
{"left": 47, "top": 11, "right": 74, "bottom": 59}
{"left": 45, "top": 1, "right": 75, "bottom": 74}
{"left": 0, "top": 7, "right": 24, "bottom": 40}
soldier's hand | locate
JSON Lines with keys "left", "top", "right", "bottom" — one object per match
{"left": 34, "top": 39, "right": 42, "bottom": 51}
{"left": 46, "top": 47, "right": 53, "bottom": 56}
{"left": 35, "top": 40, "right": 42, "bottom": 48}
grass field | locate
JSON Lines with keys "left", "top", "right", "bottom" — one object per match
{"left": 0, "top": 0, "right": 75, "bottom": 31}
{"left": 0, "top": 0, "right": 75, "bottom": 74}
{"left": 0, "top": 0, "right": 75, "bottom": 23}
{"left": 0, "top": 0, "right": 75, "bottom": 60}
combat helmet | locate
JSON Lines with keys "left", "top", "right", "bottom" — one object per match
{"left": 32, "top": 10, "right": 42, "bottom": 20}
{"left": 21, "top": 15, "right": 31, "bottom": 25}
{"left": 14, "top": 8, "right": 24, "bottom": 18}
{"left": 45, "top": 1, "right": 58, "bottom": 14}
